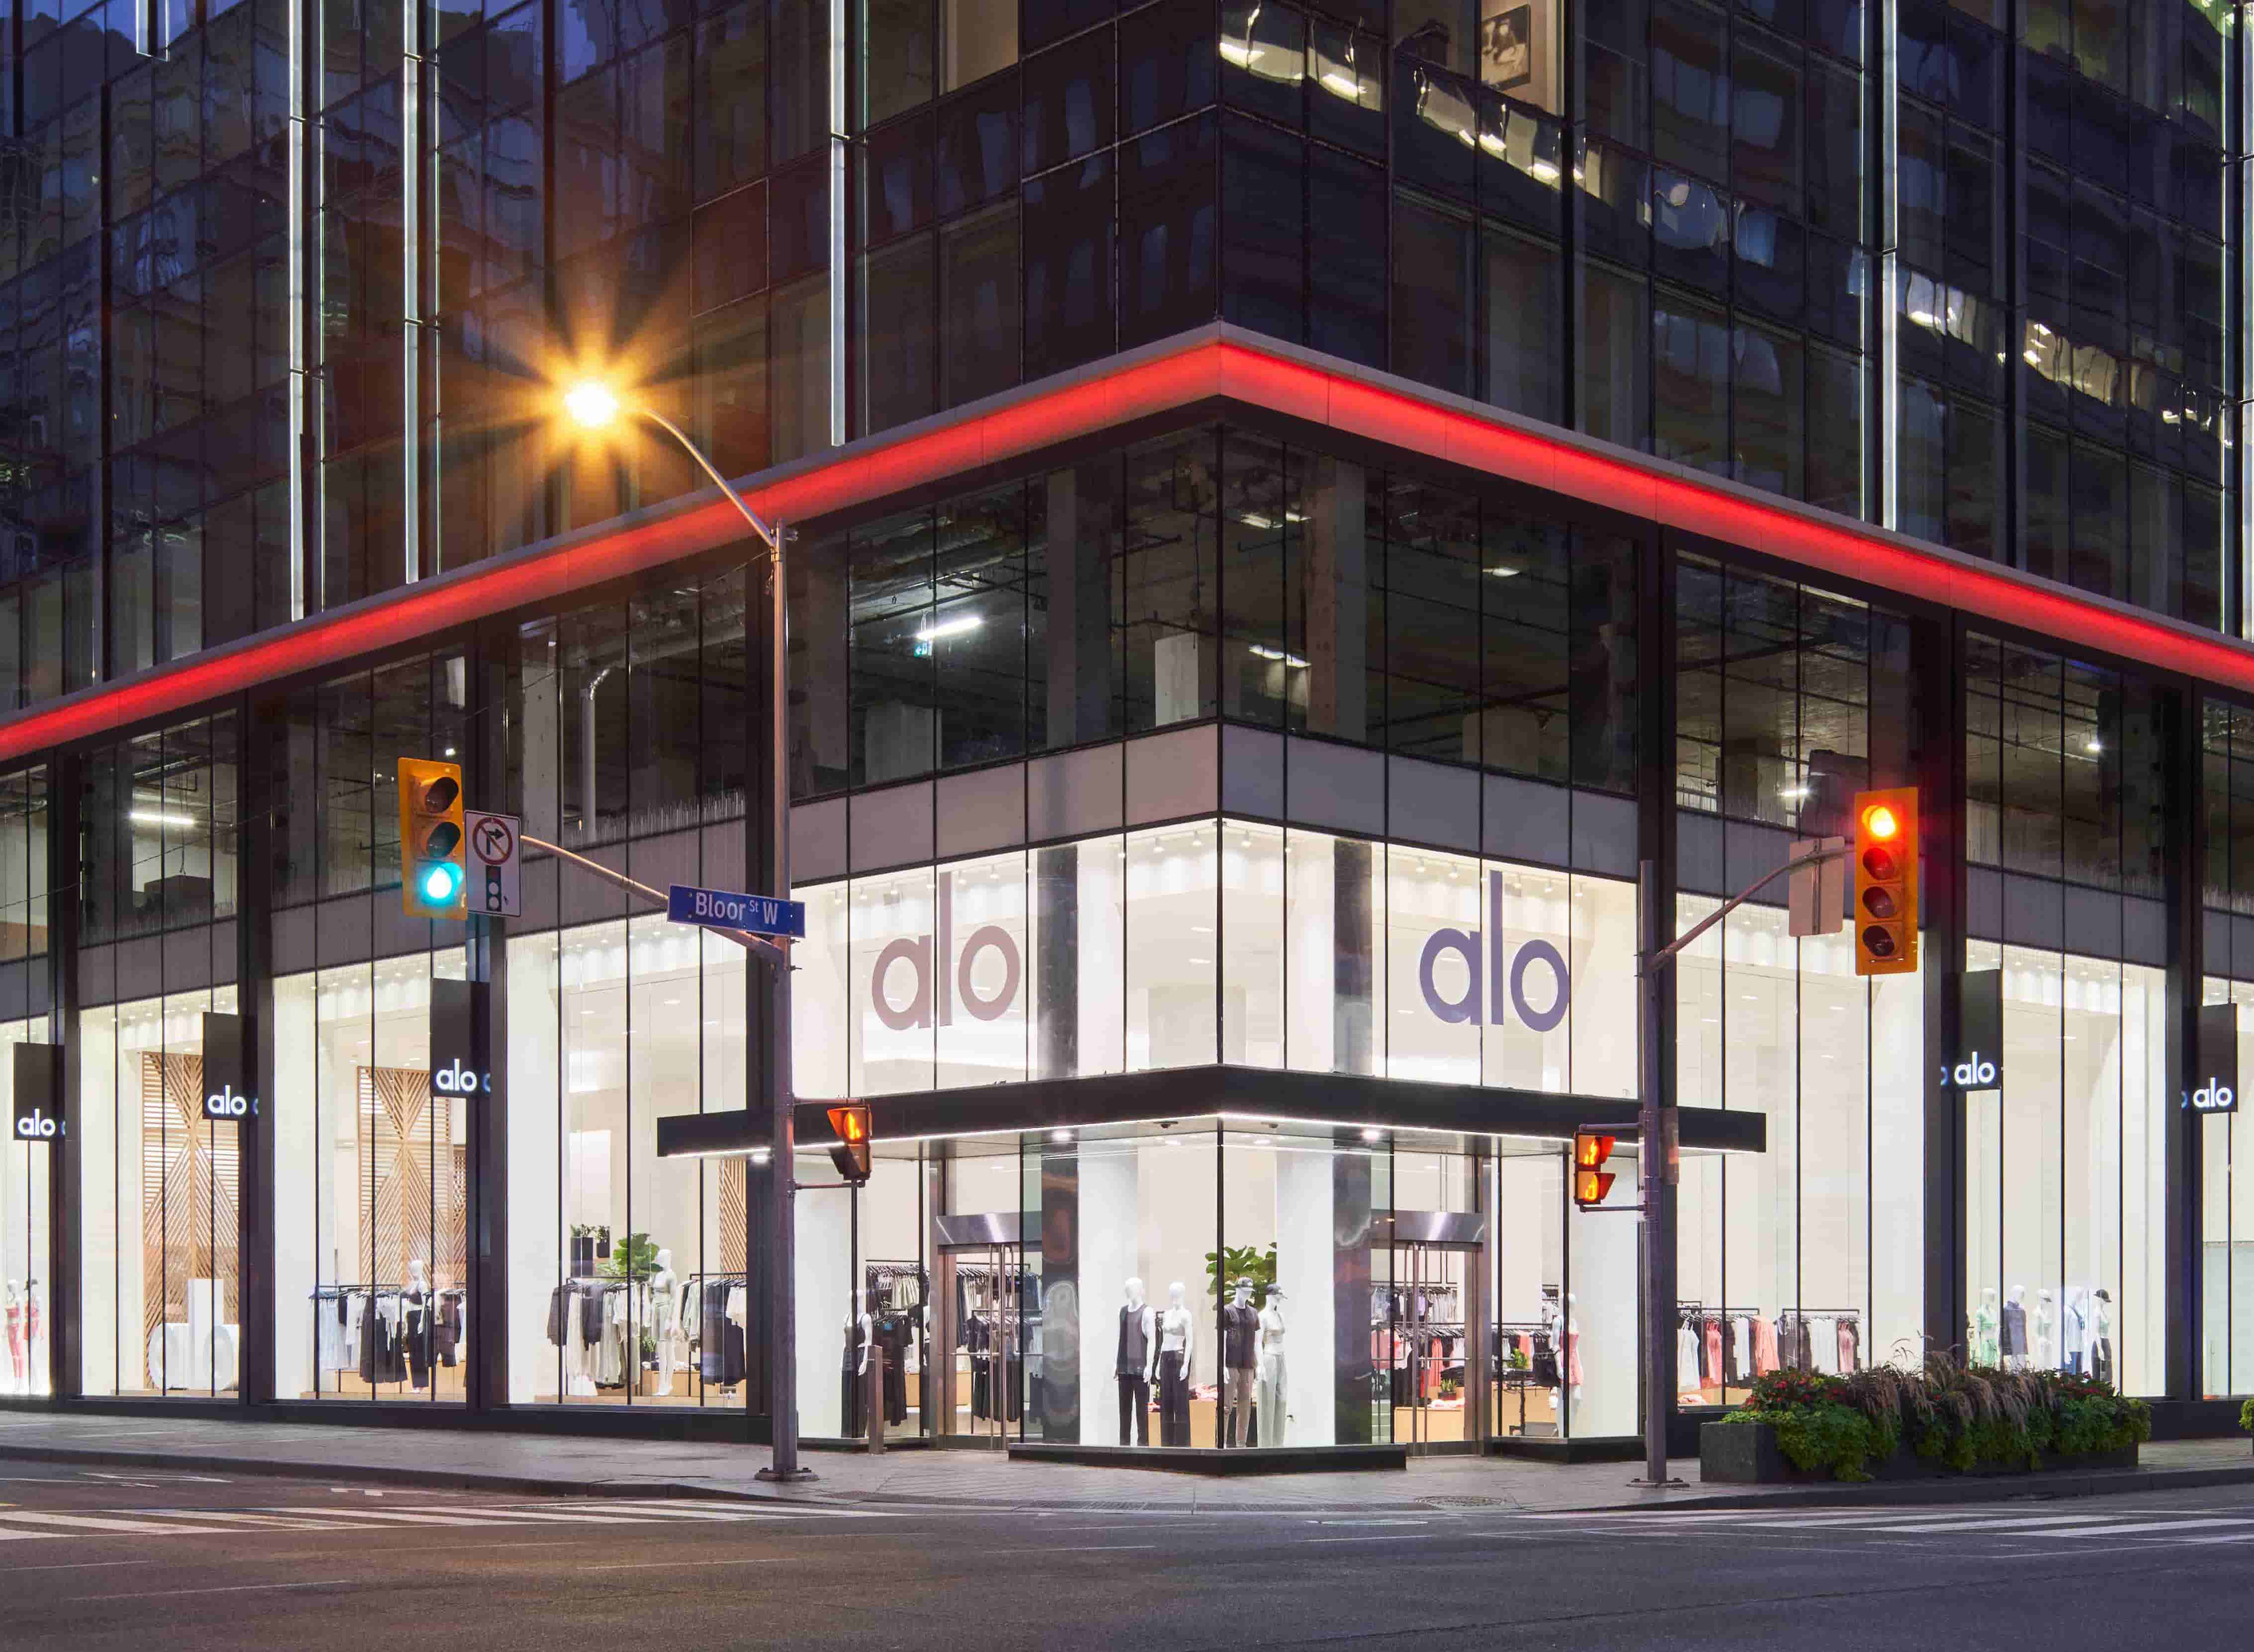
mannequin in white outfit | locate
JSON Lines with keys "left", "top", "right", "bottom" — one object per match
{"left": 1256, "top": 1287, "right": 1288, "bottom": 1446}
{"left": 649, "top": 1248, "right": 680, "bottom": 1395}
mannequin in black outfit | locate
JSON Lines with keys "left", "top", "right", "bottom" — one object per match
{"left": 1116, "top": 1276, "right": 1155, "bottom": 1445}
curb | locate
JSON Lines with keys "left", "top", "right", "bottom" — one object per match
{"left": 4, "top": 1441, "right": 2248, "bottom": 1518}
{"left": 1548, "top": 1460, "right": 2254, "bottom": 1514}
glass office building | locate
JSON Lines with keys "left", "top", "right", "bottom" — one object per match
{"left": 0, "top": 0, "right": 2250, "bottom": 1448}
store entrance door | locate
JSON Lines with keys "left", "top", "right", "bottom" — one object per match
{"left": 1378, "top": 1213, "right": 1486, "bottom": 1453}
{"left": 933, "top": 1213, "right": 1026, "bottom": 1447}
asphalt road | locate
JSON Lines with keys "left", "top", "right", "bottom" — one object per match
{"left": 3, "top": 1466, "right": 2252, "bottom": 1649}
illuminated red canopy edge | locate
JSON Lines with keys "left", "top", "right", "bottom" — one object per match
{"left": 3, "top": 333, "right": 2251, "bottom": 766}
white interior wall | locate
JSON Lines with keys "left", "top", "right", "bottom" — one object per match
{"left": 1078, "top": 1146, "right": 1139, "bottom": 1445}
{"left": 1273, "top": 1141, "right": 1336, "bottom": 1447}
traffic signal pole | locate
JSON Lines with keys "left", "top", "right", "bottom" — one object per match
{"left": 1634, "top": 841, "right": 1855, "bottom": 1487}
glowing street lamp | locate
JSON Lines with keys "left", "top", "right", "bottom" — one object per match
{"left": 550, "top": 374, "right": 804, "bottom": 1484}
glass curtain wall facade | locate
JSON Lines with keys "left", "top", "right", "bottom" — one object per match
{"left": 1673, "top": 559, "right": 1925, "bottom": 1394}
{"left": 11, "top": 377, "right": 2254, "bottom": 1438}
{"left": 1961, "top": 634, "right": 2169, "bottom": 1394}
{"left": 2, "top": 0, "right": 2241, "bottom": 724}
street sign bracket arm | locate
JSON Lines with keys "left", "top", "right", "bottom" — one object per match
{"left": 1642, "top": 843, "right": 1853, "bottom": 977}
{"left": 520, "top": 834, "right": 792, "bottom": 963}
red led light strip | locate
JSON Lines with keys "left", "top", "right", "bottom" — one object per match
{"left": 5, "top": 333, "right": 2252, "bottom": 765}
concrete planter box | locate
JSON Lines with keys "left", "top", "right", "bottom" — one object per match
{"left": 1701, "top": 1419, "right": 2139, "bottom": 1484}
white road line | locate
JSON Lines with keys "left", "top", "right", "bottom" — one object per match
{"left": 71, "top": 1579, "right": 355, "bottom": 1604}
{"left": 581, "top": 1558, "right": 791, "bottom": 1570}
{"left": 2044, "top": 1517, "right": 2254, "bottom": 1538}
{"left": 249, "top": 1508, "right": 507, "bottom": 1527}
{"left": 0, "top": 1512, "right": 248, "bottom": 1536}
{"left": 1855, "top": 1514, "right": 2123, "bottom": 1534}
{"left": 994, "top": 1544, "right": 1158, "bottom": 1553}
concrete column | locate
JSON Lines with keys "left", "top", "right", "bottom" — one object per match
{"left": 1306, "top": 459, "right": 1367, "bottom": 743}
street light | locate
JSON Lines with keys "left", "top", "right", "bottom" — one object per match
{"left": 555, "top": 376, "right": 809, "bottom": 1484}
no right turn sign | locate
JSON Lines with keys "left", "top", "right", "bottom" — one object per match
{"left": 466, "top": 810, "right": 521, "bottom": 917}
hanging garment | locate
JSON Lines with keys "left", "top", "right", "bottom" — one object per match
{"left": 1702, "top": 1317, "right": 1724, "bottom": 1384}
{"left": 1837, "top": 1317, "right": 1859, "bottom": 1374}
{"left": 4, "top": 1301, "right": 23, "bottom": 1381}
{"left": 841, "top": 1320, "right": 868, "bottom": 1436}
{"left": 1750, "top": 1316, "right": 1779, "bottom": 1377}
{"left": 1676, "top": 1323, "right": 1702, "bottom": 1391}
{"left": 1531, "top": 1332, "right": 1560, "bottom": 1387}
{"left": 315, "top": 1295, "right": 353, "bottom": 1372}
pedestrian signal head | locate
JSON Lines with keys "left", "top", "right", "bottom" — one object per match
{"left": 828, "top": 1103, "right": 872, "bottom": 1185}
{"left": 1572, "top": 1130, "right": 1618, "bottom": 1209}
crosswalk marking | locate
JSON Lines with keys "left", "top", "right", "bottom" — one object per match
{"left": 1518, "top": 1507, "right": 2254, "bottom": 1543}
{"left": 0, "top": 1495, "right": 863, "bottom": 1544}
{"left": 1842, "top": 1514, "right": 2121, "bottom": 1534}
{"left": 2039, "top": 1517, "right": 2254, "bottom": 1539}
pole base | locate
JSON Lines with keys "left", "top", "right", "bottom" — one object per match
{"left": 757, "top": 1466, "right": 819, "bottom": 1483}
{"left": 1626, "top": 1476, "right": 1688, "bottom": 1489}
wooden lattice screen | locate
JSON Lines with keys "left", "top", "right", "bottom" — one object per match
{"left": 355, "top": 1066, "right": 464, "bottom": 1286}
{"left": 139, "top": 1052, "right": 239, "bottom": 1373}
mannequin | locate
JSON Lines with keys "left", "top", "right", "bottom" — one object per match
{"left": 649, "top": 1248, "right": 680, "bottom": 1396}
{"left": 1541, "top": 1296, "right": 1563, "bottom": 1411}
{"left": 404, "top": 1260, "right": 432, "bottom": 1391}
{"left": 842, "top": 1292, "right": 874, "bottom": 1436}
{"left": 1971, "top": 1287, "right": 2000, "bottom": 1367}
{"left": 2033, "top": 1288, "right": 2056, "bottom": 1371}
{"left": 1565, "top": 1291, "right": 1583, "bottom": 1404}
{"left": 2001, "top": 1285, "right": 2027, "bottom": 1369}
{"left": 1116, "top": 1277, "right": 1155, "bottom": 1445}
{"left": 1219, "top": 1278, "right": 1259, "bottom": 1447}
{"left": 2, "top": 1280, "right": 22, "bottom": 1395}
{"left": 1157, "top": 1282, "right": 1194, "bottom": 1447}
{"left": 1256, "top": 1286, "right": 1288, "bottom": 1446}
{"left": 2092, "top": 1289, "right": 2115, "bottom": 1386}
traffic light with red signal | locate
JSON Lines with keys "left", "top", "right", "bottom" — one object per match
{"left": 828, "top": 1103, "right": 872, "bottom": 1185}
{"left": 1572, "top": 1130, "right": 1618, "bottom": 1209}
{"left": 397, "top": 759, "right": 468, "bottom": 920}
{"left": 1852, "top": 787, "right": 1919, "bottom": 976}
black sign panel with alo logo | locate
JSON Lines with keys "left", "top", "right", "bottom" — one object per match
{"left": 201, "top": 1012, "right": 256, "bottom": 1120}
{"left": 2190, "top": 1002, "right": 2239, "bottom": 1115}
{"left": 429, "top": 977, "right": 487, "bottom": 1096}
{"left": 1942, "top": 969, "right": 2002, "bottom": 1092}
{"left": 11, "top": 1043, "right": 63, "bottom": 1142}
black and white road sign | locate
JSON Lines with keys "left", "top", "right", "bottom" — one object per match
{"left": 467, "top": 810, "right": 521, "bottom": 917}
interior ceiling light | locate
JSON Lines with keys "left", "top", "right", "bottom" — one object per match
{"left": 914, "top": 614, "right": 982, "bottom": 643}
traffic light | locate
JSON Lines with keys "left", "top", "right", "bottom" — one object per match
{"left": 1852, "top": 786, "right": 1919, "bottom": 976}
{"left": 397, "top": 758, "right": 468, "bottom": 919}
{"left": 827, "top": 1103, "right": 872, "bottom": 1185}
{"left": 1572, "top": 1130, "right": 1617, "bottom": 1209}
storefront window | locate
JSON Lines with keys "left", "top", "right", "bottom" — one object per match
{"left": 272, "top": 955, "right": 470, "bottom": 1401}
{"left": 79, "top": 987, "right": 241, "bottom": 1396}
{"left": 0, "top": 1020, "right": 47, "bottom": 1397}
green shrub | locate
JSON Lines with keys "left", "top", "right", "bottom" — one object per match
{"left": 2241, "top": 1398, "right": 2254, "bottom": 1436}
{"left": 1729, "top": 1354, "right": 2145, "bottom": 1481}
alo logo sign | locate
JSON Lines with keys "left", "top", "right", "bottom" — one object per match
{"left": 1940, "top": 1051, "right": 1999, "bottom": 1090}
{"left": 431, "top": 1058, "right": 490, "bottom": 1095}
{"left": 2188, "top": 1080, "right": 2237, "bottom": 1115}
{"left": 203, "top": 1085, "right": 259, "bottom": 1120}
{"left": 871, "top": 877, "right": 1023, "bottom": 1031}
{"left": 12, "top": 1107, "right": 61, "bottom": 1140}
{"left": 1415, "top": 871, "right": 1572, "bottom": 1033}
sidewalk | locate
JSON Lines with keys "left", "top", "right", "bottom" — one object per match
{"left": 0, "top": 1411, "right": 2246, "bottom": 1515}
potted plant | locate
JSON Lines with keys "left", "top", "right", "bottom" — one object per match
{"left": 2241, "top": 1398, "right": 2253, "bottom": 1449}
{"left": 1203, "top": 1242, "right": 1277, "bottom": 1306}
